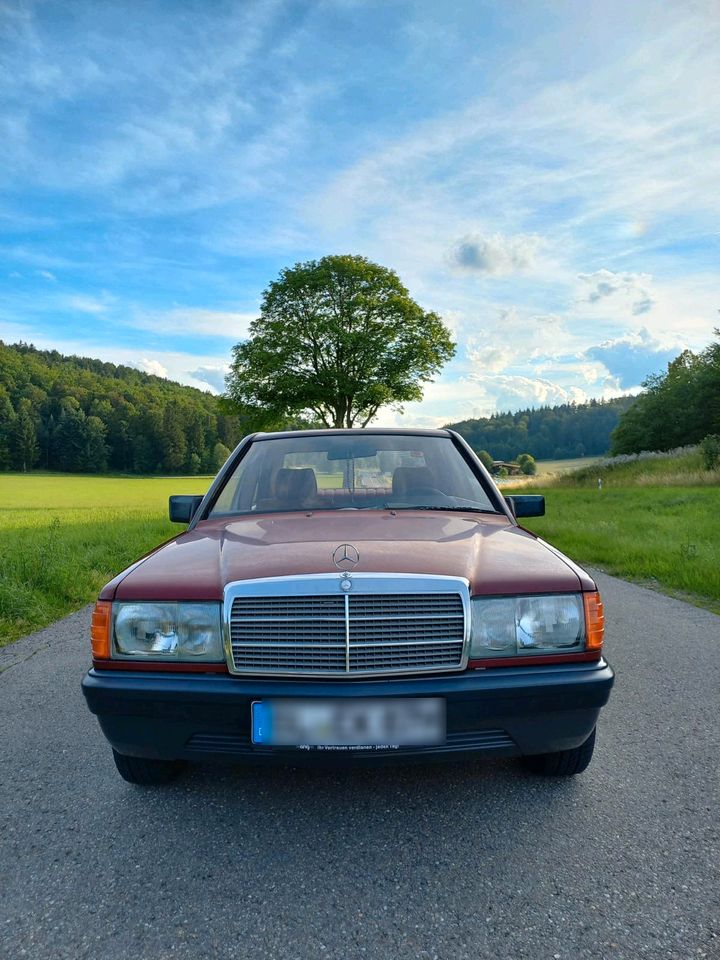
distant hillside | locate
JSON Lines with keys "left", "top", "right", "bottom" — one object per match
{"left": 446, "top": 396, "right": 636, "bottom": 462}
{"left": 0, "top": 341, "right": 241, "bottom": 474}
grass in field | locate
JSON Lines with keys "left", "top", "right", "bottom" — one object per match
{"left": 525, "top": 448, "right": 720, "bottom": 610}
{"left": 316, "top": 472, "right": 344, "bottom": 489}
{"left": 535, "top": 456, "right": 603, "bottom": 477}
{"left": 495, "top": 456, "right": 602, "bottom": 488}
{"left": 551, "top": 447, "right": 720, "bottom": 488}
{"left": 0, "top": 474, "right": 210, "bottom": 647}
{"left": 509, "top": 478, "right": 720, "bottom": 613}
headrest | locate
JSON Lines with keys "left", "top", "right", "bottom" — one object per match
{"left": 392, "top": 466, "right": 435, "bottom": 497}
{"left": 275, "top": 467, "right": 318, "bottom": 503}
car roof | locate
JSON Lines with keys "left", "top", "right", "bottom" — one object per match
{"left": 253, "top": 427, "right": 452, "bottom": 440}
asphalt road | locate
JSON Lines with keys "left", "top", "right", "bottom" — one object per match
{"left": 1, "top": 570, "right": 718, "bottom": 960}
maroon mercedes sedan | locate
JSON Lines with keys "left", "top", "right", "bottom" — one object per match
{"left": 82, "top": 429, "right": 613, "bottom": 785}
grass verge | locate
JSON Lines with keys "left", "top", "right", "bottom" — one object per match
{"left": 518, "top": 486, "right": 720, "bottom": 614}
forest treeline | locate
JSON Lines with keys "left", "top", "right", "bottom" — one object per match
{"left": 0, "top": 342, "right": 241, "bottom": 474}
{"left": 446, "top": 396, "right": 635, "bottom": 462}
{"left": 6, "top": 334, "right": 716, "bottom": 475}
{"left": 610, "top": 332, "right": 720, "bottom": 455}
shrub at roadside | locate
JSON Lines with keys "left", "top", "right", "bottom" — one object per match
{"left": 517, "top": 453, "right": 537, "bottom": 475}
{"left": 700, "top": 434, "right": 720, "bottom": 470}
{"left": 477, "top": 449, "right": 493, "bottom": 471}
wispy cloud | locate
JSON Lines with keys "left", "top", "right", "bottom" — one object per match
{"left": 65, "top": 294, "right": 112, "bottom": 314}
{"left": 126, "top": 308, "right": 254, "bottom": 340}
{"left": 0, "top": 0, "right": 324, "bottom": 215}
{"left": 578, "top": 269, "right": 655, "bottom": 316}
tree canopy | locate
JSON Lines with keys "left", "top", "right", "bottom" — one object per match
{"left": 225, "top": 255, "right": 455, "bottom": 429}
{"left": 610, "top": 332, "right": 720, "bottom": 455}
{"left": 446, "top": 396, "right": 634, "bottom": 462}
{"left": 0, "top": 341, "right": 240, "bottom": 474}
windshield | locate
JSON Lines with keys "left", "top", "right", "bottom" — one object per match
{"left": 209, "top": 434, "right": 499, "bottom": 516}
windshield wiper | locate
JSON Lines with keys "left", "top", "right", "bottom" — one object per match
{"left": 383, "top": 504, "right": 500, "bottom": 514}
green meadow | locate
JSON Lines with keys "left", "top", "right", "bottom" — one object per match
{"left": 1, "top": 461, "right": 718, "bottom": 648}
{"left": 520, "top": 486, "right": 720, "bottom": 614}
{"left": 0, "top": 474, "right": 211, "bottom": 648}
{"left": 519, "top": 451, "right": 720, "bottom": 612}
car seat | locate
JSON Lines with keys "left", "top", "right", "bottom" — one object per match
{"left": 274, "top": 467, "right": 318, "bottom": 508}
{"left": 391, "top": 466, "right": 438, "bottom": 498}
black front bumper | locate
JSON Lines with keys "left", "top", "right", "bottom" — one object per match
{"left": 82, "top": 659, "right": 614, "bottom": 765}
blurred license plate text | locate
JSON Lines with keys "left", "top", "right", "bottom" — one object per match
{"left": 251, "top": 698, "right": 446, "bottom": 747}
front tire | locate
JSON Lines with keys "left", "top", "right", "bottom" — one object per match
{"left": 521, "top": 728, "right": 596, "bottom": 776}
{"left": 112, "top": 749, "right": 185, "bottom": 785}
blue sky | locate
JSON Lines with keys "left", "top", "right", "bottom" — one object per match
{"left": 1, "top": 0, "right": 718, "bottom": 425}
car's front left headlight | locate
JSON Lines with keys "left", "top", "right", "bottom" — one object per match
{"left": 470, "top": 593, "right": 585, "bottom": 658}
{"left": 113, "top": 602, "right": 224, "bottom": 661}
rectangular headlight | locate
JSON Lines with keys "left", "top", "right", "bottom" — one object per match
{"left": 113, "top": 602, "right": 224, "bottom": 661}
{"left": 470, "top": 594, "right": 584, "bottom": 658}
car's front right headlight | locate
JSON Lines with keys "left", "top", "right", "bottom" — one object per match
{"left": 113, "top": 602, "right": 224, "bottom": 661}
{"left": 470, "top": 593, "right": 595, "bottom": 659}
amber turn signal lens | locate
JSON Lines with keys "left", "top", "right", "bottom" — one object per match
{"left": 91, "top": 600, "right": 112, "bottom": 659}
{"left": 583, "top": 591, "right": 605, "bottom": 651}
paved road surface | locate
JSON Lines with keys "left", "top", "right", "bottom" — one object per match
{"left": 1, "top": 571, "right": 718, "bottom": 960}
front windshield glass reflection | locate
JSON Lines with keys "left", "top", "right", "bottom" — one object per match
{"left": 209, "top": 434, "right": 498, "bottom": 516}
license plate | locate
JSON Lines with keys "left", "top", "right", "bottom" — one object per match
{"left": 251, "top": 698, "right": 445, "bottom": 748}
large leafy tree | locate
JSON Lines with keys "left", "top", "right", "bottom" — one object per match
{"left": 225, "top": 255, "right": 455, "bottom": 429}
{"left": 610, "top": 332, "right": 720, "bottom": 455}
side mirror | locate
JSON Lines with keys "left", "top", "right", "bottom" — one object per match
{"left": 169, "top": 495, "right": 204, "bottom": 524}
{"left": 505, "top": 495, "right": 545, "bottom": 518}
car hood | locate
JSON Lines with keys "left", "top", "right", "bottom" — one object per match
{"left": 107, "top": 511, "right": 593, "bottom": 601}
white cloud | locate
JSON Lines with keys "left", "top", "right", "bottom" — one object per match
{"left": 578, "top": 269, "right": 655, "bottom": 315}
{"left": 302, "top": 6, "right": 720, "bottom": 328}
{"left": 466, "top": 344, "right": 515, "bottom": 374}
{"left": 451, "top": 233, "right": 542, "bottom": 275}
{"left": 584, "top": 327, "right": 683, "bottom": 388}
{"left": 461, "top": 309, "right": 575, "bottom": 377}
{"left": 373, "top": 369, "right": 616, "bottom": 429}
{"left": 188, "top": 365, "right": 229, "bottom": 393}
{"left": 36, "top": 269, "right": 56, "bottom": 281}
{"left": 66, "top": 294, "right": 111, "bottom": 314}
{"left": 127, "top": 308, "right": 254, "bottom": 339}
{"left": 469, "top": 374, "right": 589, "bottom": 412}
{"left": 134, "top": 358, "right": 169, "bottom": 379}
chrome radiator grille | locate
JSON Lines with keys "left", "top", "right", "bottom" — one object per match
{"left": 226, "top": 577, "right": 467, "bottom": 677}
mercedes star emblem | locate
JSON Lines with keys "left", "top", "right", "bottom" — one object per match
{"left": 332, "top": 543, "right": 360, "bottom": 571}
